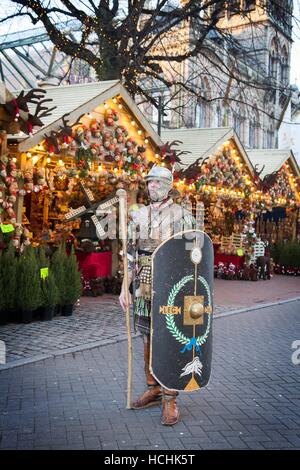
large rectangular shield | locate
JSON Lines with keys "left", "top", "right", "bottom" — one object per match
{"left": 150, "top": 230, "right": 214, "bottom": 392}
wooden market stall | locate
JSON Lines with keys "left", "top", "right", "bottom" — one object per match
{"left": 6, "top": 80, "right": 164, "bottom": 287}
{"left": 162, "top": 127, "right": 300, "bottom": 278}
{"left": 247, "top": 149, "right": 300, "bottom": 243}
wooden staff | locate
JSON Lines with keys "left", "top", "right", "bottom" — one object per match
{"left": 116, "top": 189, "right": 132, "bottom": 409}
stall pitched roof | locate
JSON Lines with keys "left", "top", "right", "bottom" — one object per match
{"left": 17, "top": 80, "right": 163, "bottom": 152}
{"left": 161, "top": 127, "right": 254, "bottom": 173}
{"left": 247, "top": 149, "right": 300, "bottom": 178}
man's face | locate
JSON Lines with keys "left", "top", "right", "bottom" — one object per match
{"left": 148, "top": 179, "right": 165, "bottom": 202}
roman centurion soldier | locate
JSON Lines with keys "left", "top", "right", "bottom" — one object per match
{"left": 119, "top": 165, "right": 195, "bottom": 425}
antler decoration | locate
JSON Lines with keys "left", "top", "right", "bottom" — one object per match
{"left": 44, "top": 130, "right": 61, "bottom": 155}
{"left": 261, "top": 170, "right": 280, "bottom": 192}
{"left": 43, "top": 113, "right": 85, "bottom": 153}
{"left": 176, "top": 156, "right": 208, "bottom": 181}
{"left": 253, "top": 164, "right": 265, "bottom": 180}
{"left": 0, "top": 84, "right": 57, "bottom": 135}
{"left": 59, "top": 113, "right": 85, "bottom": 142}
{"left": 160, "top": 140, "right": 190, "bottom": 165}
{"left": 15, "top": 89, "right": 47, "bottom": 112}
{"left": 253, "top": 164, "right": 280, "bottom": 192}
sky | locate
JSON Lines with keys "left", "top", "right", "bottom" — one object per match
{"left": 0, "top": 0, "right": 300, "bottom": 84}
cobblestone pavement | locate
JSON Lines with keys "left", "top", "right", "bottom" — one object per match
{"left": 0, "top": 296, "right": 225, "bottom": 365}
{"left": 0, "top": 300, "right": 299, "bottom": 450}
{"left": 0, "top": 296, "right": 130, "bottom": 364}
{"left": 1, "top": 276, "right": 299, "bottom": 366}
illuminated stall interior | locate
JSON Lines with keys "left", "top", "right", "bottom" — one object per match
{"left": 7, "top": 80, "right": 164, "bottom": 281}
{"left": 247, "top": 149, "right": 300, "bottom": 243}
{"left": 162, "top": 127, "right": 300, "bottom": 268}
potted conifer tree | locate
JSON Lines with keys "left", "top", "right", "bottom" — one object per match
{"left": 0, "top": 252, "right": 7, "bottom": 325}
{"left": 40, "top": 271, "right": 59, "bottom": 321}
{"left": 61, "top": 246, "right": 82, "bottom": 316}
{"left": 17, "top": 246, "right": 42, "bottom": 323}
{"left": 1, "top": 244, "right": 17, "bottom": 323}
{"left": 51, "top": 243, "right": 67, "bottom": 315}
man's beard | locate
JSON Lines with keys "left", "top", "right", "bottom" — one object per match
{"left": 148, "top": 185, "right": 170, "bottom": 202}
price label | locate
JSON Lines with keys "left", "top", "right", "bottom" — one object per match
{"left": 0, "top": 224, "right": 14, "bottom": 233}
{"left": 40, "top": 267, "right": 49, "bottom": 279}
{"left": 237, "top": 249, "right": 244, "bottom": 257}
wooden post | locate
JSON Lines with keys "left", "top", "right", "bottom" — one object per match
{"left": 116, "top": 189, "right": 132, "bottom": 409}
{"left": 14, "top": 152, "right": 27, "bottom": 224}
{"left": 0, "top": 129, "right": 7, "bottom": 156}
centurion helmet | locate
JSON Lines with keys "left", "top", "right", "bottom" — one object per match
{"left": 144, "top": 165, "right": 173, "bottom": 186}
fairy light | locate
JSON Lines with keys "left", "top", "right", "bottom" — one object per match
{"left": 113, "top": 98, "right": 117, "bottom": 104}
{"left": 118, "top": 104, "right": 123, "bottom": 109}
{"left": 47, "top": 157, "right": 51, "bottom": 163}
{"left": 26, "top": 152, "right": 32, "bottom": 158}
{"left": 12, "top": 157, "right": 17, "bottom": 163}
{"left": 145, "top": 139, "right": 149, "bottom": 144}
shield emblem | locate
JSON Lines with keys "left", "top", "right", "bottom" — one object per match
{"left": 150, "top": 230, "right": 214, "bottom": 392}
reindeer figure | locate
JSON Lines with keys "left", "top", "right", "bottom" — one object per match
{"left": 1, "top": 85, "right": 56, "bottom": 134}
{"left": 15, "top": 88, "right": 47, "bottom": 112}
{"left": 44, "top": 130, "right": 61, "bottom": 155}
{"left": 253, "top": 164, "right": 280, "bottom": 193}
{"left": 160, "top": 140, "right": 190, "bottom": 166}
{"left": 57, "top": 113, "right": 85, "bottom": 144}
{"left": 253, "top": 164, "right": 265, "bottom": 182}
{"left": 261, "top": 170, "right": 280, "bottom": 192}
{"left": 177, "top": 156, "right": 209, "bottom": 181}
{"left": 43, "top": 113, "right": 84, "bottom": 153}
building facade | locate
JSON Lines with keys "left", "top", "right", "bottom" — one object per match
{"left": 141, "top": 0, "right": 293, "bottom": 150}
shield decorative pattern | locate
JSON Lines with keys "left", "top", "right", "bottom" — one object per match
{"left": 150, "top": 230, "right": 214, "bottom": 392}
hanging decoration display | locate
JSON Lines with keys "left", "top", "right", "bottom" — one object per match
{"left": 0, "top": 154, "right": 31, "bottom": 248}
{"left": 174, "top": 142, "right": 254, "bottom": 201}
{"left": 267, "top": 167, "right": 295, "bottom": 203}
{"left": 42, "top": 107, "right": 150, "bottom": 182}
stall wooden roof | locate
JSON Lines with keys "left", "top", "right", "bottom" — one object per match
{"left": 16, "top": 80, "right": 163, "bottom": 152}
{"left": 247, "top": 149, "right": 300, "bottom": 178}
{"left": 161, "top": 127, "right": 254, "bottom": 174}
